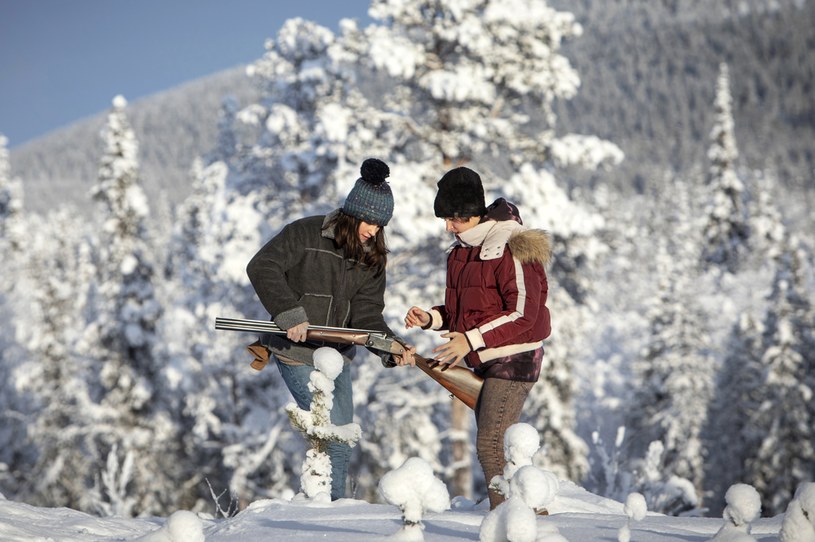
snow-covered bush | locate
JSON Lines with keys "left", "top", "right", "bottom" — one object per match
{"left": 618, "top": 492, "right": 647, "bottom": 542}
{"left": 480, "top": 423, "right": 563, "bottom": 542}
{"left": 378, "top": 457, "right": 450, "bottom": 541}
{"left": 779, "top": 482, "right": 815, "bottom": 542}
{"left": 480, "top": 465, "right": 563, "bottom": 542}
{"left": 489, "top": 422, "right": 541, "bottom": 499}
{"left": 709, "top": 483, "right": 761, "bottom": 542}
{"left": 133, "top": 510, "right": 205, "bottom": 542}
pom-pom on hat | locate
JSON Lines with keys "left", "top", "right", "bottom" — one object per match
{"left": 433, "top": 166, "right": 487, "bottom": 218}
{"left": 342, "top": 158, "right": 394, "bottom": 226}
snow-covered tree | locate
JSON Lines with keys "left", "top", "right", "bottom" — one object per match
{"left": 354, "top": 0, "right": 618, "bottom": 492}
{"left": 235, "top": 17, "right": 403, "bottom": 223}
{"left": 0, "top": 134, "right": 24, "bottom": 254}
{"left": 745, "top": 236, "right": 815, "bottom": 515}
{"left": 208, "top": 96, "right": 240, "bottom": 165}
{"left": 360, "top": 0, "right": 622, "bottom": 294}
{"left": 157, "top": 158, "right": 296, "bottom": 508}
{"left": 82, "top": 95, "right": 169, "bottom": 516}
{"left": 701, "top": 63, "right": 749, "bottom": 273}
{"left": 0, "top": 134, "right": 32, "bottom": 500}
{"left": 362, "top": 0, "right": 622, "bottom": 169}
{"left": 745, "top": 171, "right": 786, "bottom": 264}
{"left": 626, "top": 236, "right": 714, "bottom": 500}
{"left": 703, "top": 313, "right": 766, "bottom": 514}
{"left": 12, "top": 209, "right": 101, "bottom": 511}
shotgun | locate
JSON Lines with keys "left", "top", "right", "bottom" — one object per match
{"left": 214, "top": 316, "right": 484, "bottom": 409}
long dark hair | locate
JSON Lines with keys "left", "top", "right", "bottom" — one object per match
{"left": 326, "top": 210, "right": 389, "bottom": 270}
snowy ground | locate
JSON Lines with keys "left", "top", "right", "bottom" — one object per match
{"left": 0, "top": 481, "right": 784, "bottom": 541}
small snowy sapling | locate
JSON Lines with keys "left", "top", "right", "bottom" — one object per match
{"left": 617, "top": 492, "right": 647, "bottom": 542}
{"left": 479, "top": 465, "right": 563, "bottom": 542}
{"left": 708, "top": 483, "right": 761, "bottom": 542}
{"left": 285, "top": 347, "right": 361, "bottom": 501}
{"left": 489, "top": 422, "right": 540, "bottom": 499}
{"left": 378, "top": 456, "right": 450, "bottom": 541}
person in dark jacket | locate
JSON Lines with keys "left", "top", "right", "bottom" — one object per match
{"left": 404, "top": 166, "right": 552, "bottom": 510}
{"left": 247, "top": 158, "right": 415, "bottom": 500}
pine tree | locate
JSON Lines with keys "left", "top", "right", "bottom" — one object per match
{"left": 746, "top": 171, "right": 786, "bottom": 263}
{"left": 359, "top": 0, "right": 622, "bottom": 290}
{"left": 159, "top": 159, "right": 298, "bottom": 507}
{"left": 745, "top": 236, "right": 815, "bottom": 515}
{"left": 208, "top": 96, "right": 240, "bottom": 165}
{"left": 703, "top": 313, "right": 765, "bottom": 514}
{"left": 83, "top": 95, "right": 168, "bottom": 516}
{"left": 626, "top": 234, "right": 714, "bottom": 502}
{"left": 236, "top": 17, "right": 400, "bottom": 221}
{"left": 701, "top": 63, "right": 749, "bottom": 273}
{"left": 0, "top": 134, "right": 24, "bottom": 253}
{"left": 14, "top": 210, "right": 99, "bottom": 510}
{"left": 0, "top": 134, "right": 31, "bottom": 499}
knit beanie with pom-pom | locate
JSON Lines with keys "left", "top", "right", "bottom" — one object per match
{"left": 341, "top": 158, "right": 394, "bottom": 226}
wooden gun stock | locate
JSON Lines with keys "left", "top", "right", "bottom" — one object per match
{"left": 412, "top": 354, "right": 483, "bottom": 410}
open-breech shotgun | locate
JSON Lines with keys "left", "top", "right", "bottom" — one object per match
{"left": 214, "top": 316, "right": 484, "bottom": 409}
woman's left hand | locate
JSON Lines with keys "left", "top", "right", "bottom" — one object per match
{"left": 394, "top": 344, "right": 417, "bottom": 367}
{"left": 432, "top": 332, "right": 471, "bottom": 368}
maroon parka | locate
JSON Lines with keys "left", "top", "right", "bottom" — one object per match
{"left": 428, "top": 217, "right": 552, "bottom": 381}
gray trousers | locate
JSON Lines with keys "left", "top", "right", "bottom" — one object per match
{"left": 475, "top": 377, "right": 535, "bottom": 509}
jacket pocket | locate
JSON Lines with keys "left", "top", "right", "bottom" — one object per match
{"left": 299, "top": 293, "right": 334, "bottom": 326}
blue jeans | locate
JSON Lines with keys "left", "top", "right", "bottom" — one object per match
{"left": 275, "top": 356, "right": 354, "bottom": 500}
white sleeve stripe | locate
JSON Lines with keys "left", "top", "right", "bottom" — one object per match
{"left": 478, "top": 257, "right": 527, "bottom": 334}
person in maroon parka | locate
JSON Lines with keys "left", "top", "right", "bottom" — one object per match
{"left": 404, "top": 166, "right": 552, "bottom": 510}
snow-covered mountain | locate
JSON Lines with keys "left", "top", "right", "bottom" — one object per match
{"left": 9, "top": 67, "right": 260, "bottom": 214}
{"left": 9, "top": 0, "right": 814, "bottom": 214}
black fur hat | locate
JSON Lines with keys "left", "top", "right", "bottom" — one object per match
{"left": 433, "top": 167, "right": 487, "bottom": 218}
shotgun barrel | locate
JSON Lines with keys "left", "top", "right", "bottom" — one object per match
{"left": 214, "top": 316, "right": 484, "bottom": 409}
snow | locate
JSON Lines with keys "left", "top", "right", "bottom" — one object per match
{"left": 624, "top": 492, "right": 648, "bottom": 522}
{"left": 618, "top": 493, "right": 648, "bottom": 542}
{"left": 133, "top": 510, "right": 205, "bottom": 542}
{"left": 479, "top": 423, "right": 563, "bottom": 541}
{"left": 2, "top": 1, "right": 814, "bottom": 540}
{"left": 779, "top": 483, "right": 815, "bottom": 542}
{"left": 0, "top": 484, "right": 789, "bottom": 541}
{"left": 379, "top": 457, "right": 450, "bottom": 540}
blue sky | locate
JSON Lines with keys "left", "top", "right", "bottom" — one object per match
{"left": 0, "top": 0, "right": 371, "bottom": 148}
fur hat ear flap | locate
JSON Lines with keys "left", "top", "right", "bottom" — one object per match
{"left": 433, "top": 167, "right": 487, "bottom": 218}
